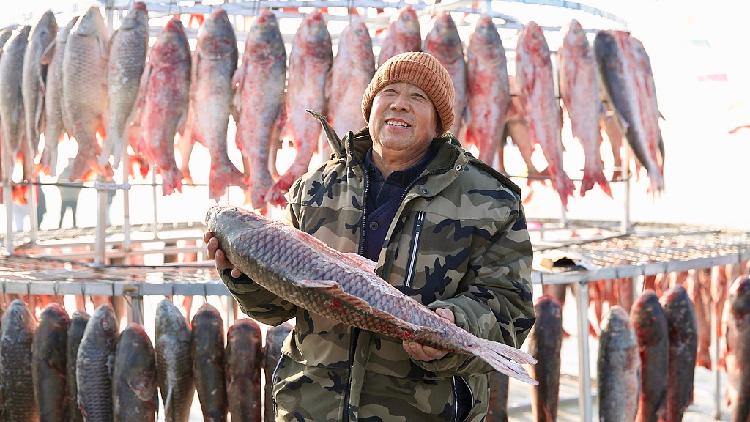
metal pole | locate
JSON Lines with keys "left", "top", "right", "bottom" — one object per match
{"left": 225, "top": 295, "right": 237, "bottom": 326}
{"left": 575, "top": 281, "right": 593, "bottom": 422}
{"left": 713, "top": 305, "right": 721, "bottom": 420}
{"left": 560, "top": 201, "right": 568, "bottom": 229}
{"left": 29, "top": 179, "right": 38, "bottom": 244}
{"left": 122, "top": 137, "right": 131, "bottom": 251}
{"left": 94, "top": 180, "right": 107, "bottom": 267}
{"left": 151, "top": 170, "right": 158, "bottom": 239}
{"left": 4, "top": 181, "right": 12, "bottom": 255}
{"left": 621, "top": 150, "right": 632, "bottom": 233}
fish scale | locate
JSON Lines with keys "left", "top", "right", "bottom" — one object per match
{"left": 226, "top": 318, "right": 262, "bottom": 422}
{"left": 101, "top": 1, "right": 148, "bottom": 168}
{"left": 77, "top": 304, "right": 118, "bottom": 421}
{"left": 0, "top": 300, "right": 38, "bottom": 421}
{"left": 206, "top": 205, "right": 536, "bottom": 384}
{"left": 661, "top": 285, "right": 698, "bottom": 422}
{"left": 631, "top": 290, "right": 668, "bottom": 422}
{"left": 67, "top": 310, "right": 89, "bottom": 422}
{"left": 62, "top": 6, "right": 113, "bottom": 181}
{"left": 22, "top": 10, "right": 57, "bottom": 157}
{"left": 529, "top": 295, "right": 563, "bottom": 421}
{"left": 136, "top": 17, "right": 190, "bottom": 196}
{"left": 113, "top": 323, "right": 157, "bottom": 421}
{"left": 233, "top": 9, "right": 286, "bottom": 212}
{"left": 39, "top": 16, "right": 78, "bottom": 176}
{"left": 191, "top": 303, "right": 227, "bottom": 422}
{"left": 32, "top": 303, "right": 70, "bottom": 422}
{"left": 155, "top": 299, "right": 194, "bottom": 422}
{"left": 265, "top": 11, "right": 332, "bottom": 207}
{"left": 597, "top": 306, "right": 640, "bottom": 421}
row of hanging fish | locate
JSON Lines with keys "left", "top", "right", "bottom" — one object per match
{"left": 488, "top": 276, "right": 750, "bottom": 422}
{"left": 0, "top": 299, "right": 292, "bottom": 421}
{"left": 0, "top": 4, "right": 664, "bottom": 211}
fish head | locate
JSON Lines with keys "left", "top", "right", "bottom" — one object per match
{"left": 17, "top": 25, "right": 32, "bottom": 40}
{"left": 342, "top": 17, "right": 373, "bottom": 62}
{"left": 729, "top": 276, "right": 750, "bottom": 320}
{"left": 593, "top": 30, "right": 618, "bottom": 62}
{"left": 35, "top": 10, "right": 58, "bottom": 38}
{"left": 603, "top": 305, "right": 633, "bottom": 337}
{"left": 0, "top": 28, "right": 12, "bottom": 48}
{"left": 155, "top": 299, "right": 188, "bottom": 334}
{"left": 299, "top": 11, "right": 330, "bottom": 45}
{"left": 630, "top": 290, "right": 664, "bottom": 343}
{"left": 197, "top": 8, "right": 237, "bottom": 59}
{"left": 246, "top": 9, "right": 282, "bottom": 52}
{"left": 426, "top": 12, "right": 461, "bottom": 52}
{"left": 41, "top": 302, "right": 70, "bottom": 323}
{"left": 563, "top": 19, "right": 587, "bottom": 50}
{"left": 519, "top": 21, "right": 548, "bottom": 56}
{"left": 92, "top": 304, "right": 117, "bottom": 335}
{"left": 470, "top": 15, "right": 503, "bottom": 57}
{"left": 4, "top": 299, "right": 33, "bottom": 327}
{"left": 74, "top": 6, "right": 107, "bottom": 38}
{"left": 120, "top": 2, "right": 149, "bottom": 30}
{"left": 395, "top": 5, "right": 420, "bottom": 37}
{"left": 155, "top": 18, "right": 190, "bottom": 63}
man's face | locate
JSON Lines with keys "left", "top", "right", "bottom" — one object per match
{"left": 368, "top": 82, "right": 438, "bottom": 153}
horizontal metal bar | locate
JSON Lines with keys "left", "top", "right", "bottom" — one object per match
{"left": 28, "top": 246, "right": 204, "bottom": 260}
{"left": 533, "top": 250, "right": 750, "bottom": 285}
{"left": 0, "top": 280, "right": 232, "bottom": 297}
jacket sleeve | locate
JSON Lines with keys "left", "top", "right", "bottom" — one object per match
{"left": 413, "top": 201, "right": 535, "bottom": 376}
{"left": 218, "top": 179, "right": 305, "bottom": 326}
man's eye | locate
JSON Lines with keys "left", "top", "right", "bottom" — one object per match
{"left": 412, "top": 94, "right": 426, "bottom": 101}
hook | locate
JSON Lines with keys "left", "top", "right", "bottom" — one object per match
{"left": 203, "top": 283, "right": 209, "bottom": 301}
{"left": 53, "top": 281, "right": 59, "bottom": 297}
{"left": 27, "top": 282, "right": 31, "bottom": 300}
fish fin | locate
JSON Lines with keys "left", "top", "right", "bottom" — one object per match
{"left": 295, "top": 279, "right": 339, "bottom": 289}
{"left": 232, "top": 68, "right": 244, "bottom": 116}
{"left": 306, "top": 109, "right": 345, "bottom": 158}
{"left": 40, "top": 39, "right": 56, "bottom": 65}
{"left": 164, "top": 386, "right": 174, "bottom": 417}
{"left": 343, "top": 253, "right": 377, "bottom": 273}
{"left": 469, "top": 336, "right": 537, "bottom": 385}
{"left": 658, "top": 110, "right": 666, "bottom": 120}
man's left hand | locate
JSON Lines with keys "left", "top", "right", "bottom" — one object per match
{"left": 403, "top": 308, "right": 455, "bottom": 361}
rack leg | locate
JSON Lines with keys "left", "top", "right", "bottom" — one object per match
{"left": 128, "top": 294, "right": 144, "bottom": 326}
{"left": 122, "top": 139, "right": 130, "bottom": 252}
{"left": 713, "top": 307, "right": 721, "bottom": 420}
{"left": 4, "top": 178, "right": 13, "bottom": 255}
{"left": 152, "top": 170, "right": 158, "bottom": 239}
{"left": 575, "top": 281, "right": 593, "bottom": 422}
{"left": 29, "top": 179, "right": 37, "bottom": 244}
{"left": 94, "top": 180, "right": 107, "bottom": 267}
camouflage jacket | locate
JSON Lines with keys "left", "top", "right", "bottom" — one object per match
{"left": 222, "top": 119, "right": 534, "bottom": 421}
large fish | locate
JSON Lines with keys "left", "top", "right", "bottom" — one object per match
{"left": 39, "top": 16, "right": 78, "bottom": 176}
{"left": 424, "top": 12, "right": 467, "bottom": 136}
{"left": 324, "top": 15, "right": 374, "bottom": 155}
{"left": 377, "top": 5, "right": 421, "bottom": 67}
{"left": 0, "top": 28, "right": 14, "bottom": 193}
{"left": 594, "top": 30, "right": 664, "bottom": 191}
{"left": 660, "top": 285, "right": 697, "bottom": 422}
{"left": 22, "top": 10, "right": 57, "bottom": 158}
{"left": 465, "top": 14, "right": 510, "bottom": 168}
{"left": 155, "top": 299, "right": 194, "bottom": 422}
{"left": 516, "top": 22, "right": 575, "bottom": 206}
{"left": 135, "top": 17, "right": 190, "bottom": 195}
{"left": 233, "top": 9, "right": 286, "bottom": 212}
{"left": 559, "top": 19, "right": 611, "bottom": 197}
{"left": 100, "top": 1, "right": 148, "bottom": 168}
{"left": 191, "top": 303, "right": 227, "bottom": 422}
{"left": 528, "top": 295, "right": 563, "bottom": 421}
{"left": 0, "top": 26, "right": 31, "bottom": 202}
{"left": 67, "top": 310, "right": 89, "bottom": 422}
{"left": 597, "top": 306, "right": 640, "bottom": 421}
{"left": 265, "top": 11, "right": 332, "bottom": 206}
{"left": 183, "top": 8, "right": 243, "bottom": 200}
{"left": 689, "top": 269, "right": 713, "bottom": 369}
{"left": 226, "top": 319, "right": 262, "bottom": 421}
{"left": 722, "top": 276, "right": 750, "bottom": 422}
{"left": 62, "top": 6, "right": 113, "bottom": 181}
{"left": 505, "top": 78, "right": 542, "bottom": 179}
{"left": 206, "top": 205, "right": 536, "bottom": 383}
{"left": 0, "top": 299, "right": 38, "bottom": 421}
{"left": 113, "top": 323, "right": 157, "bottom": 421}
{"left": 486, "top": 373, "right": 509, "bottom": 422}
{"left": 32, "top": 303, "right": 70, "bottom": 422}
{"left": 263, "top": 322, "right": 292, "bottom": 422}
{"left": 631, "top": 290, "right": 668, "bottom": 422}
{"left": 77, "top": 304, "right": 118, "bottom": 421}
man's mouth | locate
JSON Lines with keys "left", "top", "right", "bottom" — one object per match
{"left": 385, "top": 118, "right": 411, "bottom": 128}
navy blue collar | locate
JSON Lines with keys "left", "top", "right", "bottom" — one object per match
{"left": 363, "top": 143, "right": 438, "bottom": 187}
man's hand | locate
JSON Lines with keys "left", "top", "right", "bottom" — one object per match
{"left": 204, "top": 231, "right": 244, "bottom": 278}
{"left": 403, "top": 308, "right": 455, "bottom": 361}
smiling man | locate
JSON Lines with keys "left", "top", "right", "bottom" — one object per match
{"left": 206, "top": 52, "right": 534, "bottom": 421}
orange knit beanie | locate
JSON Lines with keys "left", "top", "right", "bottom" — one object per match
{"left": 361, "top": 52, "right": 455, "bottom": 134}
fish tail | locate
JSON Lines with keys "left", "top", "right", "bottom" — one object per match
{"left": 554, "top": 171, "right": 575, "bottom": 208}
{"left": 11, "top": 185, "right": 28, "bottom": 205}
{"left": 161, "top": 167, "right": 183, "bottom": 196}
{"left": 469, "top": 336, "right": 537, "bottom": 385}
{"left": 209, "top": 160, "right": 246, "bottom": 200}
{"left": 581, "top": 166, "right": 612, "bottom": 198}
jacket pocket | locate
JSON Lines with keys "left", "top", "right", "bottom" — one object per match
{"left": 404, "top": 211, "right": 426, "bottom": 288}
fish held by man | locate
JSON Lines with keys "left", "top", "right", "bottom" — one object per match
{"left": 205, "top": 205, "right": 537, "bottom": 384}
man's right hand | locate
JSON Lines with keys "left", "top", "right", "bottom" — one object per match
{"left": 204, "top": 231, "right": 244, "bottom": 279}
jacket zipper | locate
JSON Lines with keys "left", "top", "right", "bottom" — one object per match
{"left": 404, "top": 211, "right": 426, "bottom": 287}
{"left": 342, "top": 168, "right": 369, "bottom": 421}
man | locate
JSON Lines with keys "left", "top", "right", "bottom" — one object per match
{"left": 58, "top": 158, "right": 81, "bottom": 228}
{"left": 206, "top": 52, "right": 534, "bottom": 421}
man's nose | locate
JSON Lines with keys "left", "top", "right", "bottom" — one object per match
{"left": 389, "top": 94, "right": 410, "bottom": 111}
